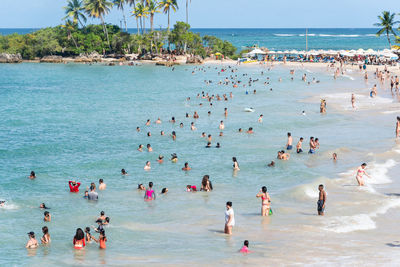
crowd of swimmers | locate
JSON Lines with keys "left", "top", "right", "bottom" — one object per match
{"left": 13, "top": 61, "right": 400, "bottom": 256}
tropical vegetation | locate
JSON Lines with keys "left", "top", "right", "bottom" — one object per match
{"left": 374, "top": 11, "right": 399, "bottom": 49}
{"left": 0, "top": 0, "right": 239, "bottom": 60}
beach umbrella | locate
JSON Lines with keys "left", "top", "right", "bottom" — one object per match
{"left": 356, "top": 48, "right": 365, "bottom": 55}
{"left": 247, "top": 48, "right": 266, "bottom": 56}
{"left": 365, "top": 49, "right": 376, "bottom": 55}
{"left": 268, "top": 50, "right": 276, "bottom": 54}
{"left": 290, "top": 50, "right": 298, "bottom": 54}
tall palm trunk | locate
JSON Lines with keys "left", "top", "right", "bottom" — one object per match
{"left": 387, "top": 31, "right": 392, "bottom": 48}
{"left": 143, "top": 16, "right": 146, "bottom": 34}
{"left": 132, "top": 0, "right": 140, "bottom": 35}
{"left": 150, "top": 14, "right": 154, "bottom": 32}
{"left": 186, "top": 0, "right": 188, "bottom": 24}
{"left": 100, "top": 15, "right": 111, "bottom": 50}
{"left": 121, "top": 5, "right": 127, "bottom": 32}
{"left": 139, "top": 17, "right": 143, "bottom": 34}
{"left": 167, "top": 9, "right": 170, "bottom": 32}
{"left": 68, "top": 30, "right": 79, "bottom": 50}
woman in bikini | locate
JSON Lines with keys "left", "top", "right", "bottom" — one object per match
{"left": 355, "top": 163, "right": 370, "bottom": 186}
{"left": 256, "top": 186, "right": 271, "bottom": 216}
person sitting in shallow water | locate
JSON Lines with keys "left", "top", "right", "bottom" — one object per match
{"left": 157, "top": 155, "right": 164, "bottom": 164}
{"left": 29, "top": 171, "right": 36, "bottom": 179}
{"left": 247, "top": 127, "right": 254, "bottom": 134}
{"left": 121, "top": 169, "right": 128, "bottom": 175}
{"left": 138, "top": 184, "right": 146, "bottom": 191}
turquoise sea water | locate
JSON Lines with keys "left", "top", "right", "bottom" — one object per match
{"left": 0, "top": 28, "right": 393, "bottom": 50}
{"left": 1, "top": 62, "right": 400, "bottom": 265}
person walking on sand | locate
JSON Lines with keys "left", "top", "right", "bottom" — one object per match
{"left": 224, "top": 201, "right": 235, "bottom": 235}
{"left": 317, "top": 184, "right": 326, "bottom": 216}
{"left": 355, "top": 163, "right": 371, "bottom": 186}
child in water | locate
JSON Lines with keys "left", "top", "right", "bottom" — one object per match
{"left": 239, "top": 240, "right": 251, "bottom": 253}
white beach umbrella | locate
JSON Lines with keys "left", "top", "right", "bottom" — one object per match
{"left": 365, "top": 48, "right": 376, "bottom": 55}
{"left": 356, "top": 48, "right": 365, "bottom": 55}
{"left": 268, "top": 50, "right": 276, "bottom": 54}
{"left": 290, "top": 50, "right": 298, "bottom": 54}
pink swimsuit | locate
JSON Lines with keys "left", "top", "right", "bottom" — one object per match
{"left": 240, "top": 246, "right": 249, "bottom": 253}
{"left": 146, "top": 189, "right": 154, "bottom": 200}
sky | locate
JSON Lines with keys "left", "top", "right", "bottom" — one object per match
{"left": 0, "top": 0, "right": 398, "bottom": 28}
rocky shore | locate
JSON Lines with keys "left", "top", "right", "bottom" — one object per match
{"left": 0, "top": 52, "right": 212, "bottom": 66}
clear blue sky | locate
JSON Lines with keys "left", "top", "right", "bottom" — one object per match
{"left": 0, "top": 0, "right": 398, "bottom": 28}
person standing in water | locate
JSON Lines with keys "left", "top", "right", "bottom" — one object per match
{"left": 224, "top": 201, "right": 235, "bottom": 235}
{"left": 41, "top": 226, "right": 51, "bottom": 244}
{"left": 396, "top": 116, "right": 400, "bottom": 138}
{"left": 286, "top": 132, "right": 293, "bottom": 150}
{"left": 144, "top": 182, "right": 156, "bottom": 200}
{"left": 232, "top": 157, "right": 240, "bottom": 171}
{"left": 73, "top": 228, "right": 85, "bottom": 250}
{"left": 26, "top": 232, "right": 38, "bottom": 249}
{"left": 355, "top": 163, "right": 371, "bottom": 186}
{"left": 296, "top": 137, "right": 303, "bottom": 153}
{"left": 317, "top": 184, "right": 326, "bottom": 216}
{"left": 351, "top": 94, "right": 355, "bottom": 108}
{"left": 256, "top": 186, "right": 271, "bottom": 216}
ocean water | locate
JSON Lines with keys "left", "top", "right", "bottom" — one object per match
{"left": 1, "top": 62, "right": 400, "bottom": 266}
{"left": 0, "top": 28, "right": 393, "bottom": 51}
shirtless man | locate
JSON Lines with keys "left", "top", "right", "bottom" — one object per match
{"left": 309, "top": 137, "right": 316, "bottom": 154}
{"left": 351, "top": 94, "right": 355, "bottom": 108}
{"left": 99, "top": 179, "right": 106, "bottom": 190}
{"left": 286, "top": 132, "right": 293, "bottom": 150}
{"left": 317, "top": 185, "right": 327, "bottom": 216}
{"left": 296, "top": 137, "right": 303, "bottom": 153}
{"left": 355, "top": 163, "right": 370, "bottom": 186}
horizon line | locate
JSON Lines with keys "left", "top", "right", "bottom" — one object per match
{"left": 0, "top": 27, "right": 380, "bottom": 30}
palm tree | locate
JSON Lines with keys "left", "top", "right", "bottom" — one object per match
{"left": 147, "top": 0, "right": 160, "bottom": 32}
{"left": 127, "top": 0, "right": 140, "bottom": 34}
{"left": 61, "top": 19, "right": 80, "bottom": 50}
{"left": 84, "top": 0, "right": 113, "bottom": 49}
{"left": 185, "top": 0, "right": 191, "bottom": 24}
{"left": 374, "top": 11, "right": 399, "bottom": 49}
{"left": 134, "top": 3, "right": 149, "bottom": 34}
{"left": 63, "top": 0, "right": 87, "bottom": 28}
{"left": 158, "top": 0, "right": 178, "bottom": 32}
{"left": 114, "top": 0, "right": 128, "bottom": 32}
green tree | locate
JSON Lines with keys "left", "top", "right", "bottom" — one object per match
{"left": 63, "top": 0, "right": 87, "bottom": 27}
{"left": 84, "top": 0, "right": 114, "bottom": 50}
{"left": 134, "top": 3, "right": 149, "bottom": 34}
{"left": 61, "top": 19, "right": 80, "bottom": 51}
{"left": 158, "top": 0, "right": 178, "bottom": 32}
{"left": 374, "top": 11, "right": 399, "bottom": 48}
{"left": 127, "top": 0, "right": 140, "bottom": 34}
{"left": 147, "top": 0, "right": 160, "bottom": 32}
{"left": 113, "top": 0, "right": 128, "bottom": 32}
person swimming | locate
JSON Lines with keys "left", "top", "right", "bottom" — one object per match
{"left": 182, "top": 162, "right": 192, "bottom": 171}
{"left": 171, "top": 153, "right": 178, "bottom": 163}
{"left": 121, "top": 169, "right": 128, "bottom": 175}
